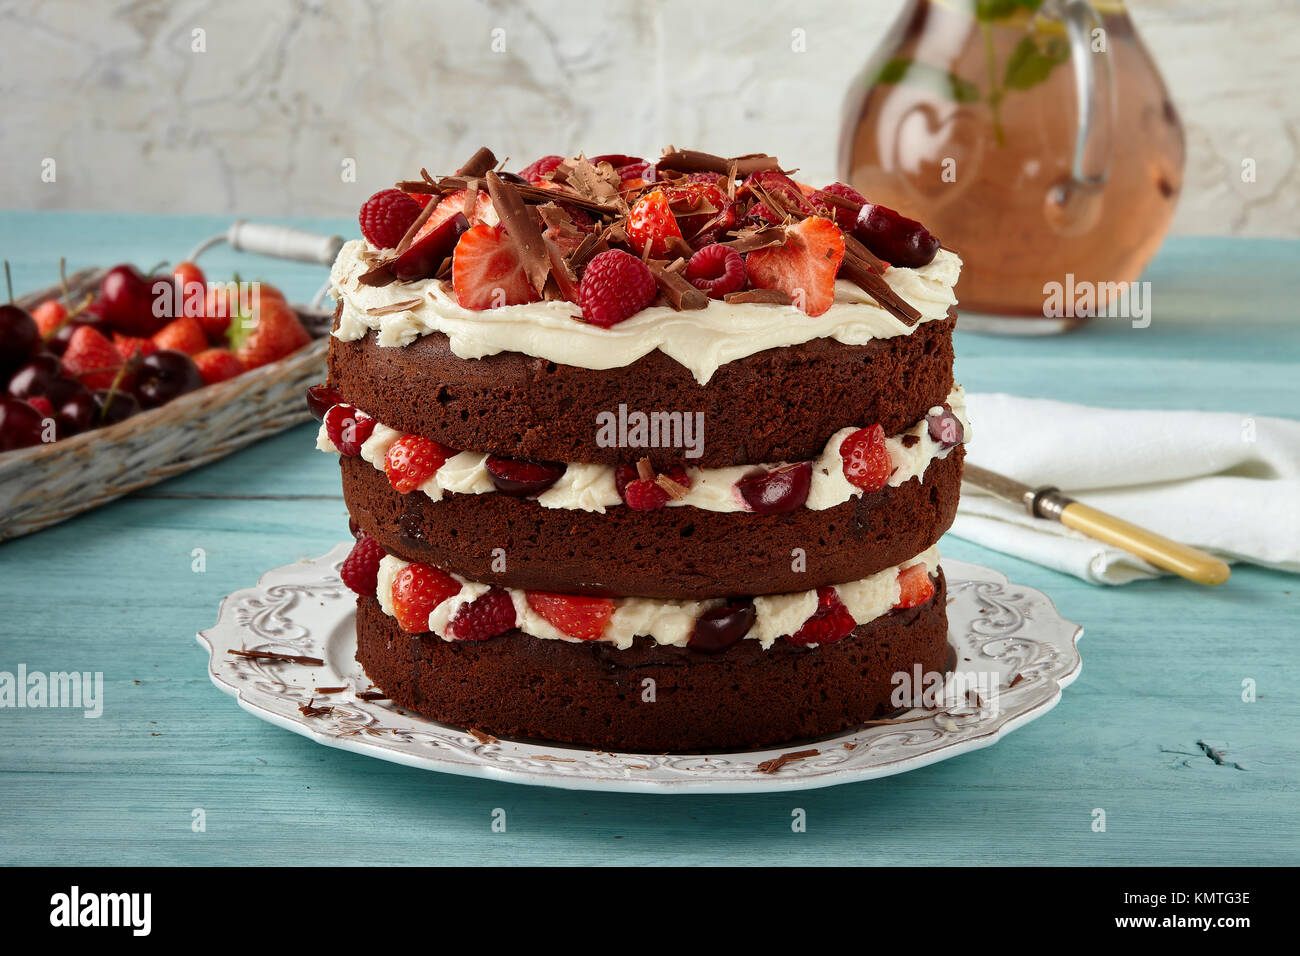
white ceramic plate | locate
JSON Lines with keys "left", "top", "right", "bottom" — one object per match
{"left": 197, "top": 545, "right": 1083, "bottom": 793}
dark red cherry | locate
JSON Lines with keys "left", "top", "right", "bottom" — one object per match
{"left": 92, "top": 388, "right": 140, "bottom": 425}
{"left": 926, "top": 404, "right": 964, "bottom": 449}
{"left": 689, "top": 600, "right": 756, "bottom": 654}
{"left": 0, "top": 304, "right": 40, "bottom": 377}
{"left": 6, "top": 353, "right": 63, "bottom": 400}
{"left": 391, "top": 212, "right": 469, "bottom": 281}
{"left": 0, "top": 397, "right": 46, "bottom": 451}
{"left": 736, "top": 461, "right": 812, "bottom": 514}
{"left": 134, "top": 349, "right": 203, "bottom": 409}
{"left": 305, "top": 383, "right": 342, "bottom": 421}
{"left": 99, "top": 264, "right": 170, "bottom": 336}
{"left": 852, "top": 204, "right": 940, "bottom": 268}
{"left": 53, "top": 387, "right": 96, "bottom": 437}
{"left": 484, "top": 455, "right": 566, "bottom": 497}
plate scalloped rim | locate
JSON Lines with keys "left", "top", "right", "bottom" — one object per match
{"left": 197, "top": 544, "right": 1083, "bottom": 794}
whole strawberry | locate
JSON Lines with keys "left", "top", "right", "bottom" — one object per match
{"left": 234, "top": 298, "right": 311, "bottom": 369}
{"left": 359, "top": 188, "right": 423, "bottom": 249}
{"left": 61, "top": 325, "right": 123, "bottom": 390}
{"left": 578, "top": 250, "right": 657, "bottom": 328}
{"left": 193, "top": 348, "right": 245, "bottom": 385}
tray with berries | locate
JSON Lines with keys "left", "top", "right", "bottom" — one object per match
{"left": 0, "top": 223, "right": 342, "bottom": 541}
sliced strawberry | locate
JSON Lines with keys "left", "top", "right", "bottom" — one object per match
{"left": 392, "top": 562, "right": 462, "bottom": 633}
{"left": 744, "top": 216, "right": 845, "bottom": 317}
{"left": 840, "top": 424, "right": 891, "bottom": 491}
{"left": 895, "top": 564, "right": 936, "bottom": 609}
{"left": 626, "top": 190, "right": 683, "bottom": 258}
{"left": 417, "top": 188, "right": 498, "bottom": 241}
{"left": 666, "top": 181, "right": 725, "bottom": 240}
{"left": 451, "top": 224, "right": 541, "bottom": 311}
{"left": 786, "top": 587, "right": 856, "bottom": 646}
{"left": 526, "top": 592, "right": 615, "bottom": 641}
{"left": 383, "top": 434, "right": 454, "bottom": 493}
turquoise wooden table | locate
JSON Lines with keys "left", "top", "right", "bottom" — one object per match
{"left": 1, "top": 212, "right": 1296, "bottom": 866}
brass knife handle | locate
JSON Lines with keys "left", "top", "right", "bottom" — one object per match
{"left": 1057, "top": 501, "right": 1231, "bottom": 586}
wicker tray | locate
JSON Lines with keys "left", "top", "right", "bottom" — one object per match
{"left": 0, "top": 266, "right": 331, "bottom": 542}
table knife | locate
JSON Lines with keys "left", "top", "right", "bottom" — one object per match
{"left": 962, "top": 463, "right": 1231, "bottom": 586}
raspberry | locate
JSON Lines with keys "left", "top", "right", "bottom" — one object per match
{"left": 391, "top": 562, "right": 462, "bottom": 633}
{"left": 896, "top": 563, "right": 936, "bottom": 609}
{"left": 447, "top": 588, "right": 516, "bottom": 642}
{"left": 384, "top": 434, "right": 454, "bottom": 493}
{"left": 340, "top": 534, "right": 384, "bottom": 596}
{"left": 519, "top": 155, "right": 564, "bottom": 183}
{"left": 324, "top": 403, "right": 376, "bottom": 456}
{"left": 684, "top": 244, "right": 746, "bottom": 299}
{"left": 578, "top": 250, "right": 657, "bottom": 328}
{"left": 840, "top": 424, "right": 892, "bottom": 491}
{"left": 358, "top": 188, "right": 423, "bottom": 249}
{"left": 614, "top": 463, "right": 692, "bottom": 511}
{"left": 786, "top": 587, "right": 856, "bottom": 646}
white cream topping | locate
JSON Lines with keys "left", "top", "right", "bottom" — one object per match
{"left": 330, "top": 238, "right": 962, "bottom": 385}
{"left": 316, "top": 386, "right": 968, "bottom": 514}
{"left": 374, "top": 545, "right": 940, "bottom": 651}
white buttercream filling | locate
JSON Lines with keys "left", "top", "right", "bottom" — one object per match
{"left": 317, "top": 386, "right": 968, "bottom": 514}
{"left": 374, "top": 545, "right": 940, "bottom": 651}
{"left": 329, "top": 238, "right": 962, "bottom": 385}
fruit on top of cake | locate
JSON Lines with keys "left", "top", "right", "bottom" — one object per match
{"left": 840, "top": 424, "right": 892, "bottom": 491}
{"left": 419, "top": 189, "right": 497, "bottom": 238}
{"left": 393, "top": 212, "right": 469, "bottom": 282}
{"left": 353, "top": 147, "right": 943, "bottom": 329}
{"left": 787, "top": 587, "right": 856, "bottom": 646}
{"left": 193, "top": 347, "right": 245, "bottom": 385}
{"left": 359, "top": 188, "right": 424, "bottom": 250}
{"left": 927, "top": 404, "right": 964, "bottom": 448}
{"left": 392, "top": 562, "right": 462, "bottom": 633}
{"left": 614, "top": 461, "right": 692, "bottom": 511}
{"left": 577, "top": 249, "right": 657, "bottom": 328}
{"left": 152, "top": 315, "right": 207, "bottom": 356}
{"left": 384, "top": 434, "right": 455, "bottom": 493}
{"left": 854, "top": 203, "right": 940, "bottom": 268}
{"left": 324, "top": 403, "right": 376, "bottom": 456}
{"left": 60, "top": 324, "right": 123, "bottom": 390}
{"left": 684, "top": 244, "right": 746, "bottom": 299}
{"left": 0, "top": 304, "right": 40, "bottom": 376}
{"left": 451, "top": 223, "right": 542, "bottom": 311}
{"left": 134, "top": 350, "right": 203, "bottom": 409}
{"left": 526, "top": 592, "right": 615, "bottom": 641}
{"left": 626, "top": 190, "right": 683, "bottom": 258}
{"left": 340, "top": 533, "right": 385, "bottom": 596}
{"left": 736, "top": 461, "right": 812, "bottom": 514}
{"left": 446, "top": 587, "right": 517, "bottom": 641}
{"left": 895, "top": 563, "right": 936, "bottom": 608}
{"left": 688, "top": 599, "right": 756, "bottom": 653}
{"left": 519, "top": 155, "right": 564, "bottom": 184}
{"left": 484, "top": 455, "right": 566, "bottom": 497}
{"left": 304, "top": 384, "right": 343, "bottom": 421}
{"left": 744, "top": 216, "right": 845, "bottom": 317}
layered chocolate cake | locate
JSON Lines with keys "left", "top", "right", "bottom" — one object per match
{"left": 310, "top": 147, "right": 967, "bottom": 752}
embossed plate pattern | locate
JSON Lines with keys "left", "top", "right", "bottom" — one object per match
{"left": 197, "top": 545, "right": 1083, "bottom": 793}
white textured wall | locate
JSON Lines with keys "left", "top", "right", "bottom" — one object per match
{"left": 1, "top": 0, "right": 1296, "bottom": 236}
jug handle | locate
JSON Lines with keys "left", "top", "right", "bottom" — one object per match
{"left": 1061, "top": 0, "right": 1114, "bottom": 190}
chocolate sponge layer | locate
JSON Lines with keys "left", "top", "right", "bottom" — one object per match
{"left": 354, "top": 570, "right": 951, "bottom": 753}
{"left": 340, "top": 446, "right": 961, "bottom": 599}
{"left": 328, "top": 310, "right": 955, "bottom": 468}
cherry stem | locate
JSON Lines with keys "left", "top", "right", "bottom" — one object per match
{"left": 4, "top": 261, "right": 12, "bottom": 305}
{"left": 146, "top": 260, "right": 170, "bottom": 279}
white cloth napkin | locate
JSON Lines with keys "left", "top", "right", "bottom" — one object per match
{"left": 952, "top": 393, "right": 1300, "bottom": 584}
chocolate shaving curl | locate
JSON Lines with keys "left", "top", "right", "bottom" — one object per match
{"left": 648, "top": 261, "right": 707, "bottom": 311}
{"left": 485, "top": 171, "right": 551, "bottom": 296}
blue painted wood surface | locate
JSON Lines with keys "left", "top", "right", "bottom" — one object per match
{"left": 1, "top": 212, "right": 1296, "bottom": 865}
